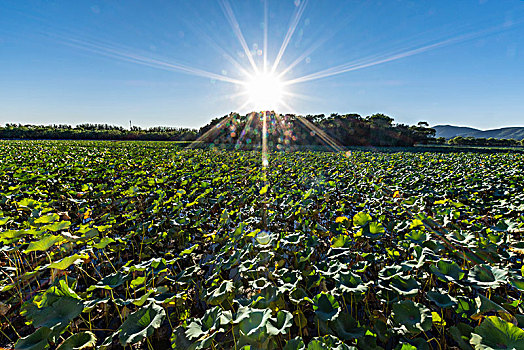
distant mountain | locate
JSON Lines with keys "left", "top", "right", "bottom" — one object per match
{"left": 433, "top": 125, "right": 524, "bottom": 140}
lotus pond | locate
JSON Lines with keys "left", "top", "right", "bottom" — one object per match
{"left": 1, "top": 140, "right": 524, "bottom": 349}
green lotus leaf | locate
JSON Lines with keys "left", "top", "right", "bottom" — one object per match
{"left": 118, "top": 303, "right": 166, "bottom": 346}
{"left": 252, "top": 278, "right": 271, "bottom": 290}
{"left": 180, "top": 243, "right": 199, "bottom": 256}
{"left": 469, "top": 264, "right": 508, "bottom": 289}
{"left": 251, "top": 285, "right": 281, "bottom": 309}
{"left": 284, "top": 337, "right": 306, "bottom": 350}
{"left": 266, "top": 310, "right": 293, "bottom": 335}
{"left": 86, "top": 271, "right": 132, "bottom": 291}
{"left": 330, "top": 312, "right": 366, "bottom": 340}
{"left": 449, "top": 323, "right": 474, "bottom": 350}
{"left": 49, "top": 253, "right": 88, "bottom": 270}
{"left": 429, "top": 260, "right": 465, "bottom": 283}
{"left": 402, "top": 338, "right": 430, "bottom": 350}
{"left": 14, "top": 327, "right": 51, "bottom": 350}
{"left": 426, "top": 290, "right": 457, "bottom": 309}
{"left": 176, "top": 265, "right": 202, "bottom": 284}
{"left": 379, "top": 265, "right": 404, "bottom": 280}
{"left": 44, "top": 221, "right": 71, "bottom": 232}
{"left": 289, "top": 287, "right": 310, "bottom": 305}
{"left": 24, "top": 234, "right": 62, "bottom": 253}
{"left": 56, "top": 331, "right": 96, "bottom": 350}
{"left": 82, "top": 297, "right": 110, "bottom": 313}
{"left": 35, "top": 213, "right": 59, "bottom": 224}
{"left": 335, "top": 271, "right": 368, "bottom": 295}
{"left": 171, "top": 325, "right": 197, "bottom": 350}
{"left": 42, "top": 278, "right": 80, "bottom": 301}
{"left": 186, "top": 306, "right": 231, "bottom": 342}
{"left": 331, "top": 234, "right": 352, "bottom": 248}
{"left": 318, "top": 260, "right": 346, "bottom": 277}
{"left": 313, "top": 292, "right": 340, "bottom": 322}
{"left": 377, "top": 289, "right": 401, "bottom": 304}
{"left": 456, "top": 296, "right": 476, "bottom": 318}
{"left": 473, "top": 295, "right": 509, "bottom": 319}
{"left": 17, "top": 198, "right": 42, "bottom": 209}
{"left": 306, "top": 271, "right": 325, "bottom": 290}
{"left": 405, "top": 230, "right": 426, "bottom": 243}
{"left": 235, "top": 307, "right": 272, "bottom": 339}
{"left": 33, "top": 296, "right": 83, "bottom": 328}
{"left": 388, "top": 275, "right": 420, "bottom": 297}
{"left": 510, "top": 278, "right": 524, "bottom": 291}
{"left": 357, "top": 335, "right": 382, "bottom": 350}
{"left": 185, "top": 323, "right": 216, "bottom": 349}
{"left": 93, "top": 237, "right": 115, "bottom": 249}
{"left": 307, "top": 335, "right": 354, "bottom": 350}
{"left": 279, "top": 269, "right": 302, "bottom": 291}
{"left": 367, "top": 222, "right": 385, "bottom": 238}
{"left": 397, "top": 342, "right": 417, "bottom": 350}
{"left": 470, "top": 316, "right": 524, "bottom": 350}
{"left": 353, "top": 212, "right": 372, "bottom": 227}
{"left": 391, "top": 300, "right": 432, "bottom": 334}
{"left": 0, "top": 229, "right": 32, "bottom": 244}
{"left": 22, "top": 281, "right": 83, "bottom": 340}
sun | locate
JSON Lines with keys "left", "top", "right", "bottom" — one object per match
{"left": 244, "top": 71, "right": 286, "bottom": 110}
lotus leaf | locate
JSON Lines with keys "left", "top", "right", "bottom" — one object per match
{"left": 426, "top": 290, "right": 457, "bottom": 308}
{"left": 449, "top": 323, "right": 474, "bottom": 350}
{"left": 335, "top": 271, "right": 367, "bottom": 295}
{"left": 366, "top": 222, "right": 385, "bottom": 238}
{"left": 388, "top": 275, "right": 420, "bottom": 297}
{"left": 470, "top": 316, "right": 524, "bottom": 350}
{"left": 469, "top": 264, "right": 508, "bottom": 289}
{"left": 34, "top": 213, "right": 59, "bottom": 224}
{"left": 473, "top": 295, "right": 509, "bottom": 319}
{"left": 44, "top": 221, "right": 71, "bottom": 232}
{"left": 289, "top": 287, "right": 309, "bottom": 305}
{"left": 378, "top": 265, "right": 404, "bottom": 280}
{"left": 353, "top": 212, "right": 372, "bottom": 227}
{"left": 313, "top": 292, "right": 340, "bottom": 322}
{"left": 284, "top": 337, "right": 306, "bottom": 350}
{"left": 49, "top": 253, "right": 88, "bottom": 270}
{"left": 24, "top": 235, "right": 62, "bottom": 253}
{"left": 14, "top": 327, "right": 51, "bottom": 350}
{"left": 22, "top": 283, "right": 83, "bottom": 342}
{"left": 391, "top": 300, "right": 432, "bottom": 334}
{"left": 87, "top": 271, "right": 132, "bottom": 291}
{"left": 429, "top": 259, "right": 465, "bottom": 283}
{"left": 235, "top": 307, "right": 272, "bottom": 339}
{"left": 279, "top": 269, "right": 302, "bottom": 290}
{"left": 307, "top": 335, "right": 355, "bottom": 350}
{"left": 255, "top": 230, "right": 272, "bottom": 245}
{"left": 266, "top": 310, "right": 293, "bottom": 335}
{"left": 185, "top": 306, "right": 229, "bottom": 349}
{"left": 331, "top": 234, "right": 352, "bottom": 248}
{"left": 118, "top": 302, "right": 166, "bottom": 346}
{"left": 56, "top": 331, "right": 96, "bottom": 350}
{"left": 330, "top": 312, "right": 366, "bottom": 340}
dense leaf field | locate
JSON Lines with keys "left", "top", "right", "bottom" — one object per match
{"left": 1, "top": 140, "right": 524, "bottom": 350}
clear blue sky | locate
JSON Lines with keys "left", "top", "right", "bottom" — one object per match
{"left": 1, "top": 0, "right": 523, "bottom": 129}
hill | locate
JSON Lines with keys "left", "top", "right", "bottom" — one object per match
{"left": 434, "top": 125, "right": 524, "bottom": 140}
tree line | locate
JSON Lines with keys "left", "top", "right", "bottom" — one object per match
{"left": 0, "top": 123, "right": 197, "bottom": 141}
{"left": 199, "top": 112, "right": 437, "bottom": 148}
{"left": 2, "top": 114, "right": 523, "bottom": 147}
{"left": 443, "top": 136, "right": 523, "bottom": 147}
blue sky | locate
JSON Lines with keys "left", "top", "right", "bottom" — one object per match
{"left": 1, "top": 0, "right": 523, "bottom": 129}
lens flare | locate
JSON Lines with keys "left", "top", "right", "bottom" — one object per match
{"left": 244, "top": 72, "right": 285, "bottom": 110}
